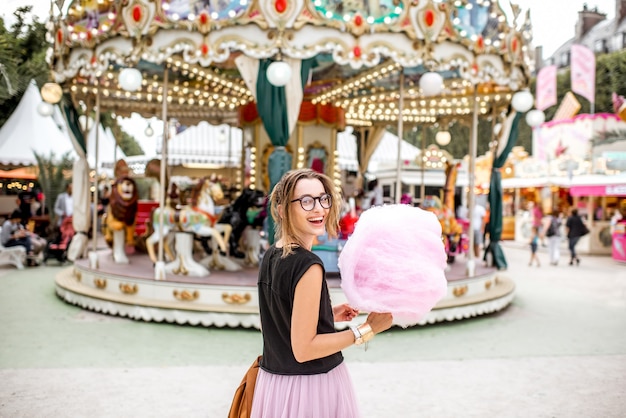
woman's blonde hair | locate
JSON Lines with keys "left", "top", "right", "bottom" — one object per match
{"left": 270, "top": 169, "right": 342, "bottom": 256}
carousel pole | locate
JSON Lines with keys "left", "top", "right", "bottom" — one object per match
{"left": 155, "top": 68, "right": 169, "bottom": 280}
{"left": 466, "top": 86, "right": 479, "bottom": 277}
{"left": 420, "top": 125, "right": 426, "bottom": 205}
{"left": 394, "top": 70, "right": 405, "bottom": 204}
{"left": 92, "top": 89, "right": 100, "bottom": 254}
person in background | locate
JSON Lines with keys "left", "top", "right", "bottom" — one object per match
{"left": 100, "top": 185, "right": 111, "bottom": 212}
{"left": 530, "top": 201, "right": 546, "bottom": 247}
{"left": 544, "top": 210, "right": 563, "bottom": 266}
{"left": 565, "top": 208, "right": 588, "bottom": 266}
{"left": 1, "top": 210, "right": 34, "bottom": 257}
{"left": 252, "top": 168, "right": 393, "bottom": 417}
{"left": 364, "top": 179, "right": 384, "bottom": 209}
{"left": 17, "top": 187, "right": 36, "bottom": 226}
{"left": 472, "top": 203, "right": 487, "bottom": 257}
{"left": 54, "top": 182, "right": 73, "bottom": 227}
{"left": 528, "top": 226, "right": 541, "bottom": 267}
{"left": 456, "top": 202, "right": 468, "bottom": 221}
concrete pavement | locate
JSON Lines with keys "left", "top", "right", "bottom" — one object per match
{"left": 0, "top": 242, "right": 625, "bottom": 417}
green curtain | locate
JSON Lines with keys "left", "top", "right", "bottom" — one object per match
{"left": 256, "top": 58, "right": 312, "bottom": 243}
{"left": 60, "top": 93, "right": 87, "bottom": 155}
{"left": 485, "top": 111, "right": 522, "bottom": 270}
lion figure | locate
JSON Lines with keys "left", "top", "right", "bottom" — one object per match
{"left": 104, "top": 176, "right": 139, "bottom": 263}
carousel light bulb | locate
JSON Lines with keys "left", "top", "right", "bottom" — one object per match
{"left": 41, "top": 82, "right": 63, "bottom": 104}
{"left": 37, "top": 101, "right": 54, "bottom": 117}
{"left": 419, "top": 72, "right": 444, "bottom": 97}
{"left": 435, "top": 131, "right": 451, "bottom": 146}
{"left": 266, "top": 61, "right": 292, "bottom": 87}
{"left": 525, "top": 109, "right": 546, "bottom": 127}
{"left": 119, "top": 68, "right": 143, "bottom": 92}
{"left": 512, "top": 89, "right": 534, "bottom": 113}
{"left": 144, "top": 123, "right": 154, "bottom": 137}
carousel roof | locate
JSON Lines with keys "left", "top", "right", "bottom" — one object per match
{"left": 47, "top": 0, "right": 534, "bottom": 127}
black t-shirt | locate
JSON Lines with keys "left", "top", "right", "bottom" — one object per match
{"left": 258, "top": 245, "right": 343, "bottom": 375}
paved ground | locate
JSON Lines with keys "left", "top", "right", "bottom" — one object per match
{"left": 0, "top": 241, "right": 625, "bottom": 417}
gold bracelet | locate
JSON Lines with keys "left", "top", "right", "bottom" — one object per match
{"left": 357, "top": 323, "right": 374, "bottom": 343}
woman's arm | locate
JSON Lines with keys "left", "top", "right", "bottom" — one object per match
{"left": 291, "top": 264, "right": 355, "bottom": 363}
{"left": 291, "top": 264, "right": 392, "bottom": 363}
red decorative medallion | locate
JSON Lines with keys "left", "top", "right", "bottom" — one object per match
{"left": 353, "top": 46, "right": 362, "bottom": 58}
{"left": 354, "top": 14, "right": 363, "bottom": 27}
{"left": 199, "top": 12, "right": 208, "bottom": 25}
{"left": 476, "top": 36, "right": 484, "bottom": 49}
{"left": 424, "top": 9, "right": 435, "bottom": 27}
{"left": 274, "top": 0, "right": 287, "bottom": 14}
{"left": 56, "top": 28, "right": 63, "bottom": 44}
{"left": 87, "top": 31, "right": 93, "bottom": 41}
{"left": 201, "top": 44, "right": 209, "bottom": 56}
{"left": 91, "top": 55, "right": 97, "bottom": 65}
{"left": 132, "top": 5, "right": 142, "bottom": 23}
{"left": 511, "top": 37, "right": 518, "bottom": 53}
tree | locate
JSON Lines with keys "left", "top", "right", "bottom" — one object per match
{"left": 0, "top": 6, "right": 145, "bottom": 156}
{"left": 0, "top": 7, "right": 48, "bottom": 127}
{"left": 34, "top": 151, "right": 74, "bottom": 224}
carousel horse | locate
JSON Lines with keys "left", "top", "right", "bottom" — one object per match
{"left": 217, "top": 187, "right": 267, "bottom": 261}
{"left": 145, "top": 177, "right": 234, "bottom": 271}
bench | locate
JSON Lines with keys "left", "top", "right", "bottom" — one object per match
{"left": 0, "top": 226, "right": 26, "bottom": 269}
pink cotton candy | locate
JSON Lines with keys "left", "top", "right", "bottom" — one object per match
{"left": 338, "top": 204, "right": 448, "bottom": 327}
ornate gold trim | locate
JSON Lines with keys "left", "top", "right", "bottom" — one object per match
{"left": 119, "top": 283, "right": 138, "bottom": 295}
{"left": 222, "top": 292, "right": 252, "bottom": 305}
{"left": 94, "top": 277, "right": 107, "bottom": 289}
{"left": 173, "top": 289, "right": 199, "bottom": 301}
{"left": 453, "top": 285, "right": 468, "bottom": 297}
{"left": 485, "top": 280, "right": 492, "bottom": 290}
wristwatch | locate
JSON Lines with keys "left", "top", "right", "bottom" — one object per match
{"left": 349, "top": 325, "right": 364, "bottom": 345}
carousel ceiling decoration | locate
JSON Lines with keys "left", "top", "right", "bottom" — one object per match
{"left": 47, "top": 0, "right": 534, "bottom": 126}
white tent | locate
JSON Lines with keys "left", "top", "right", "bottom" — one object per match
{"left": 86, "top": 123, "right": 126, "bottom": 170}
{"left": 123, "top": 121, "right": 243, "bottom": 169}
{"left": 336, "top": 127, "right": 421, "bottom": 172}
{"left": 0, "top": 81, "right": 76, "bottom": 166}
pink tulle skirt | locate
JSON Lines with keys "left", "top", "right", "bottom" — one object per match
{"left": 250, "top": 362, "right": 360, "bottom": 418}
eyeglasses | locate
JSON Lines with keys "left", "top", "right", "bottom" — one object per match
{"left": 290, "top": 194, "right": 332, "bottom": 211}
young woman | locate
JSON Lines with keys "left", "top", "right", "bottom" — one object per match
{"left": 252, "top": 169, "right": 393, "bottom": 418}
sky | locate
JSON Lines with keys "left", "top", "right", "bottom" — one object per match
{"left": 1, "top": 0, "right": 618, "bottom": 156}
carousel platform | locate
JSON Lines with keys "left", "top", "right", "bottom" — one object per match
{"left": 55, "top": 250, "right": 515, "bottom": 329}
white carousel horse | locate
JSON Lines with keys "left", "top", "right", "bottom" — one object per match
{"left": 145, "top": 177, "right": 239, "bottom": 274}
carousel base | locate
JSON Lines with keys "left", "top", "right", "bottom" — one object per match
{"left": 55, "top": 250, "right": 515, "bottom": 329}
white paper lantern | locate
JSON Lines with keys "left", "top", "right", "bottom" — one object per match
{"left": 266, "top": 61, "right": 292, "bottom": 87}
{"left": 41, "top": 82, "right": 63, "bottom": 104}
{"left": 37, "top": 101, "right": 54, "bottom": 117}
{"left": 435, "top": 131, "right": 451, "bottom": 146}
{"left": 119, "top": 68, "right": 143, "bottom": 92}
{"left": 512, "top": 90, "right": 534, "bottom": 113}
{"left": 525, "top": 109, "right": 546, "bottom": 127}
{"left": 419, "top": 72, "right": 444, "bottom": 97}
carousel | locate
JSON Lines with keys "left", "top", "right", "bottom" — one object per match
{"left": 46, "top": 0, "right": 535, "bottom": 328}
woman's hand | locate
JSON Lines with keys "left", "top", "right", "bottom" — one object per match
{"left": 333, "top": 303, "right": 359, "bottom": 322}
{"left": 366, "top": 312, "right": 393, "bottom": 334}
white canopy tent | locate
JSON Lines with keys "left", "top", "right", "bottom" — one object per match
{"left": 86, "top": 123, "right": 126, "bottom": 172}
{"left": 0, "top": 81, "right": 76, "bottom": 166}
{"left": 336, "top": 127, "right": 421, "bottom": 172}
{"left": 122, "top": 121, "right": 243, "bottom": 173}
